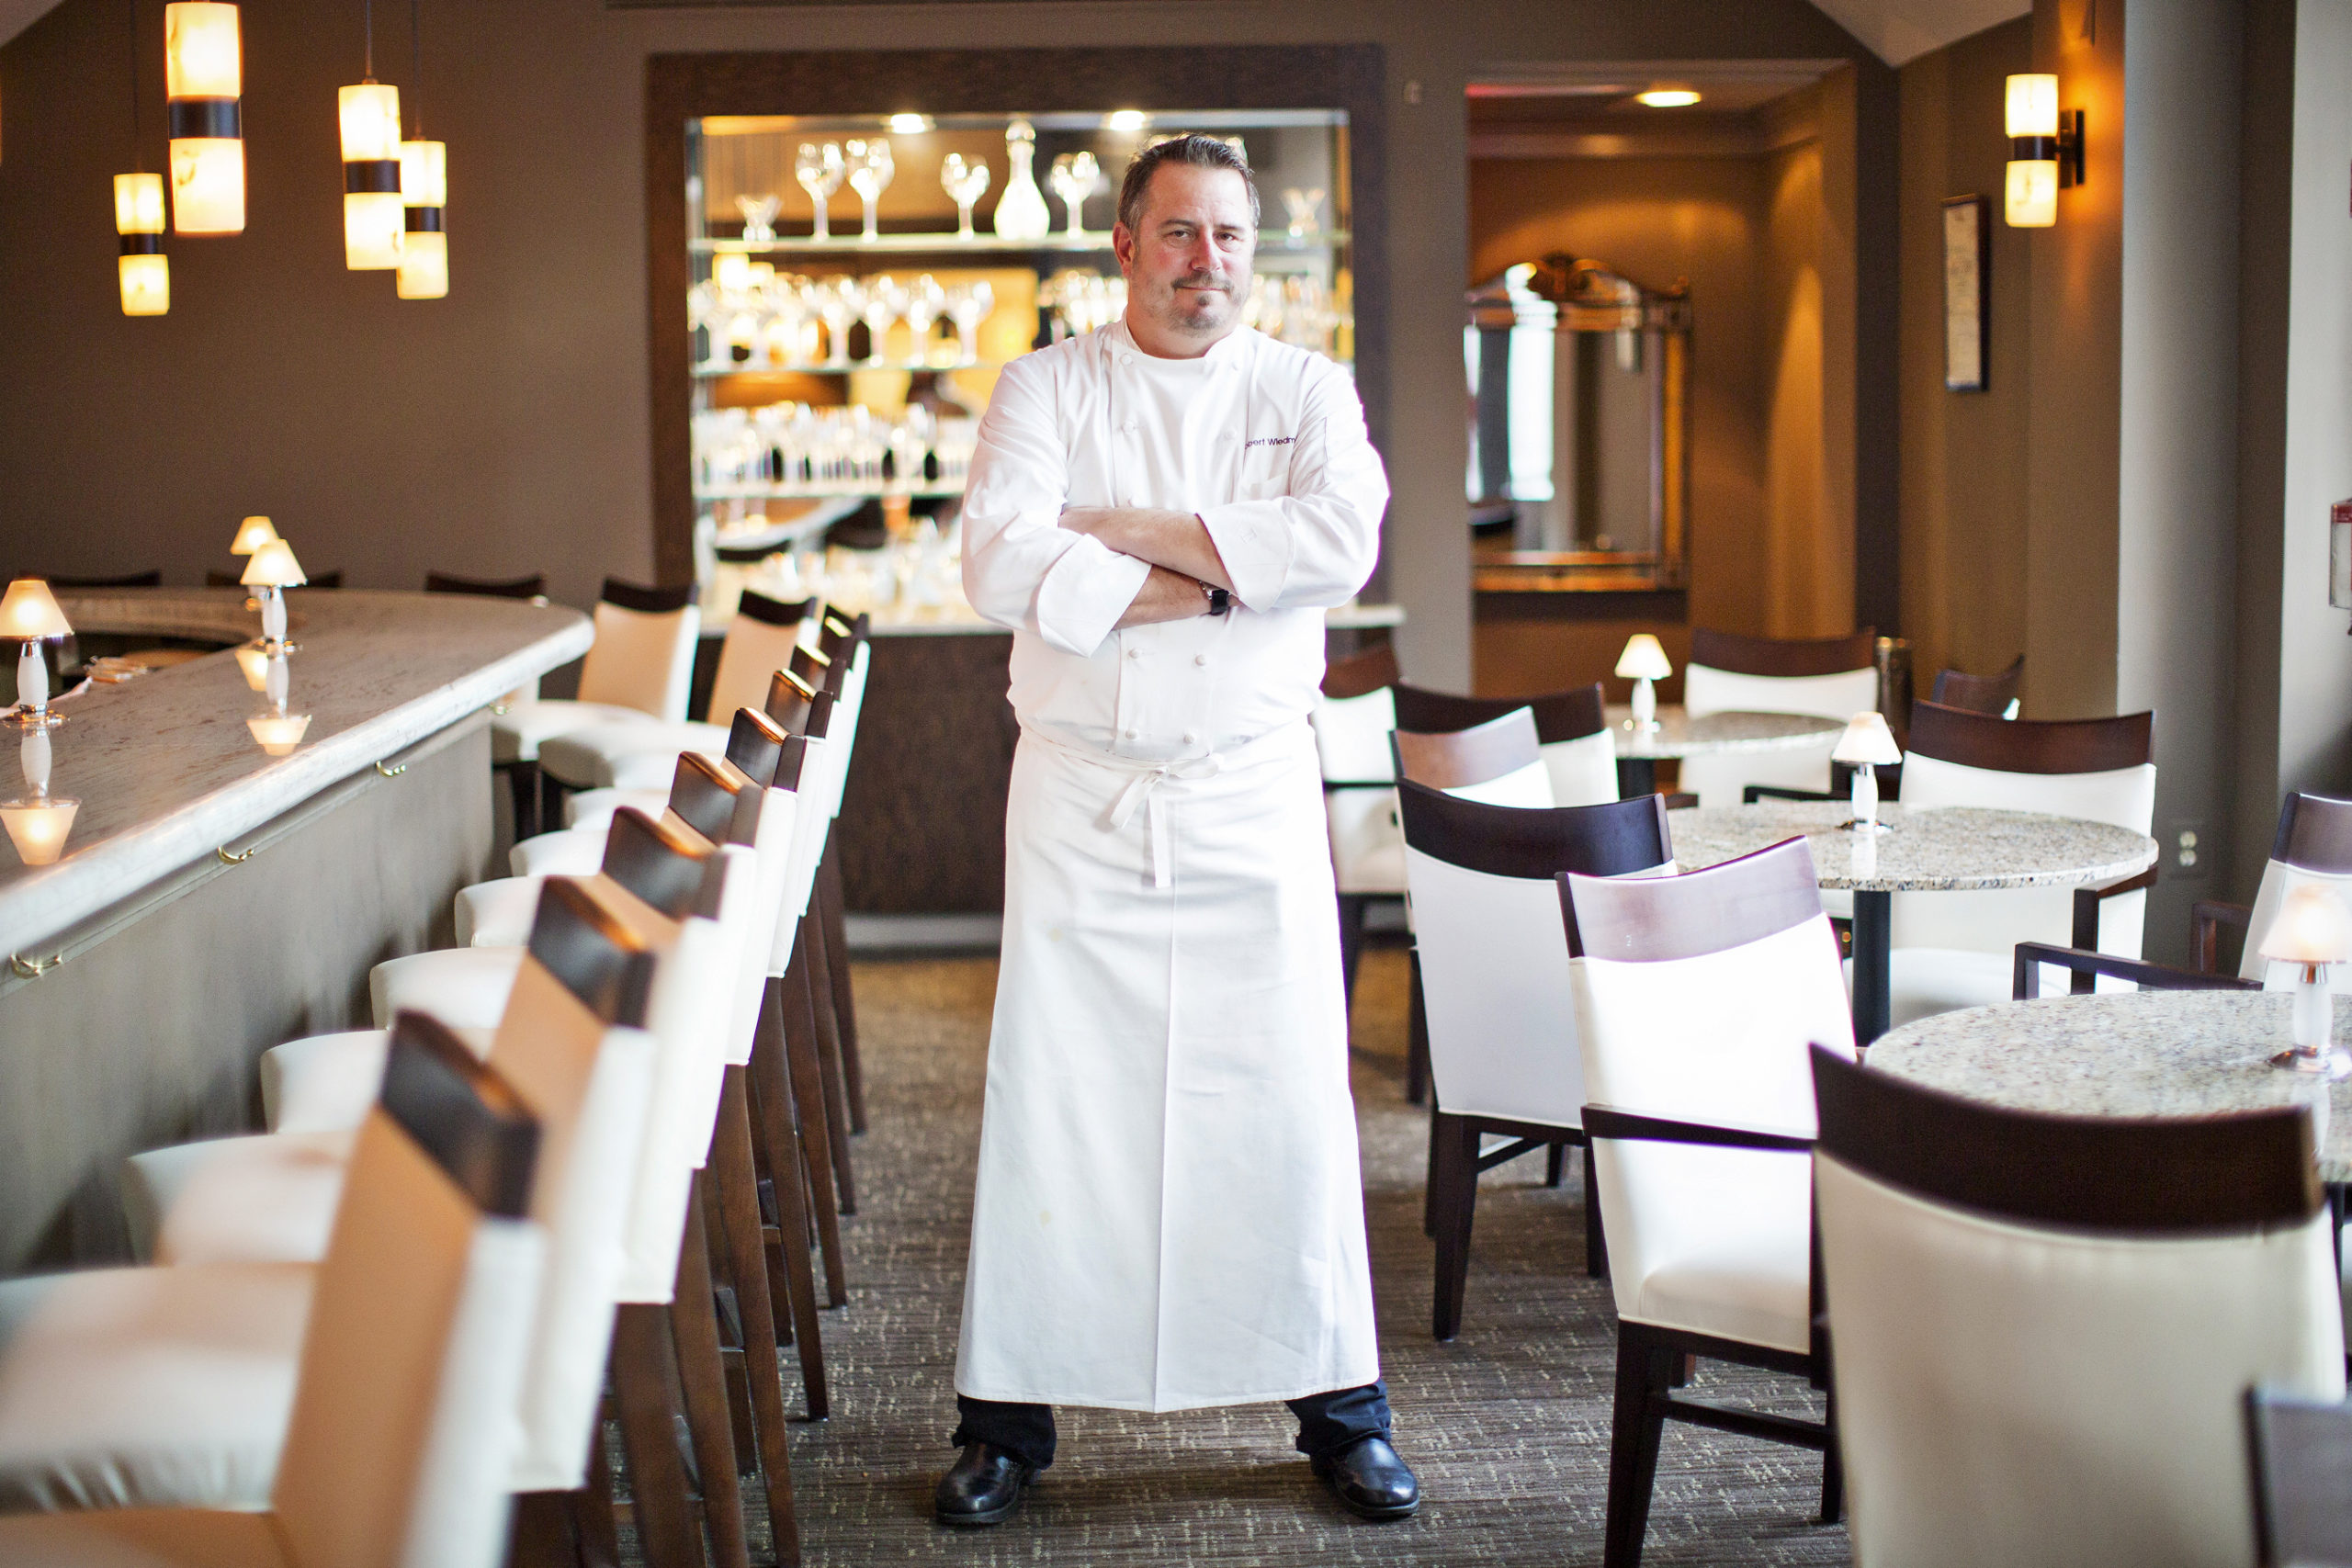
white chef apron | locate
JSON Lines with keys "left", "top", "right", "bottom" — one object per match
{"left": 954, "top": 718, "right": 1380, "bottom": 1412}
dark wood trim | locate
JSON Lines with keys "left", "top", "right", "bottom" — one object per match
{"left": 381, "top": 1011, "right": 541, "bottom": 1219}
{"left": 2193, "top": 899, "right": 2253, "bottom": 974}
{"left": 1582, "top": 1105, "right": 1814, "bottom": 1155}
{"left": 424, "top": 570, "right": 547, "bottom": 600}
{"left": 1929, "top": 654, "right": 2022, "bottom": 716}
{"left": 599, "top": 807, "right": 718, "bottom": 923}
{"left": 1397, "top": 779, "right": 1669, "bottom": 887}
{"left": 1392, "top": 681, "right": 1606, "bottom": 744}
{"left": 1429, "top": 1105, "right": 1596, "bottom": 1340}
{"left": 46, "top": 570, "right": 163, "bottom": 589}
{"left": 1690, "top": 626, "right": 1876, "bottom": 679}
{"left": 725, "top": 707, "right": 786, "bottom": 790}
{"left": 1907, "top": 698, "right": 2154, "bottom": 774}
{"left": 1564, "top": 835, "right": 1821, "bottom": 964}
{"left": 1392, "top": 707, "right": 1539, "bottom": 792}
{"left": 2012, "top": 940, "right": 2257, "bottom": 1000}
{"left": 2276, "top": 792, "right": 2352, "bottom": 874}
{"left": 525, "top": 876, "right": 662, "bottom": 1028}
{"left": 600, "top": 577, "right": 696, "bottom": 615}
{"left": 2067, "top": 865, "right": 2161, "bottom": 977}
{"left": 647, "top": 46, "right": 1389, "bottom": 586}
{"left": 1810, "top": 1044, "right": 2322, "bottom": 1232}
{"left": 667, "top": 750, "right": 748, "bottom": 846}
{"left": 1320, "top": 642, "right": 1400, "bottom": 700}
{"left": 737, "top": 589, "right": 814, "bottom": 628}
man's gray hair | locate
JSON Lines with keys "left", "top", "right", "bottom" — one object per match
{"left": 1116, "top": 133, "right": 1260, "bottom": 234}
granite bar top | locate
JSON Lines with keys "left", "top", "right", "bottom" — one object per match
{"left": 1603, "top": 705, "right": 1841, "bottom": 759}
{"left": 1668, "top": 800, "right": 2158, "bottom": 892}
{"left": 0, "top": 589, "right": 592, "bottom": 957}
{"left": 1870, "top": 991, "right": 2352, "bottom": 1183}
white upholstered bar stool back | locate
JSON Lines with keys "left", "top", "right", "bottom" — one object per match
{"left": 1312, "top": 644, "right": 1407, "bottom": 898}
{"left": 1811, "top": 1046, "right": 2344, "bottom": 1568}
{"left": 490, "top": 579, "right": 701, "bottom": 765}
{"left": 1679, "top": 626, "right": 1880, "bottom": 807}
{"left": 1886, "top": 701, "right": 2157, "bottom": 1027}
{"left": 1394, "top": 681, "right": 1618, "bottom": 807}
{"left": 0, "top": 1015, "right": 547, "bottom": 1568}
{"left": 1392, "top": 707, "right": 1555, "bottom": 809}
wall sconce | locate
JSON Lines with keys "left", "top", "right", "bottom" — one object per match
{"left": 242, "top": 537, "right": 307, "bottom": 654}
{"left": 1833, "top": 711, "right": 1903, "bottom": 835}
{"left": 2004, "top": 73, "right": 2083, "bottom": 228}
{"left": 114, "top": 174, "right": 169, "bottom": 316}
{"left": 0, "top": 581, "right": 73, "bottom": 730}
{"left": 164, "top": 2, "right": 243, "bottom": 234}
{"left": 2262, "top": 884, "right": 2352, "bottom": 1075}
{"left": 1615, "top": 634, "right": 1672, "bottom": 734}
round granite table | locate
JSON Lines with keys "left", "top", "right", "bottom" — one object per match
{"left": 1869, "top": 991, "right": 2352, "bottom": 1183}
{"left": 1668, "top": 799, "right": 2160, "bottom": 1044}
{"left": 1600, "top": 705, "right": 1841, "bottom": 798}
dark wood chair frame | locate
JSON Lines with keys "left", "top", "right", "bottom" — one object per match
{"left": 2194, "top": 793, "right": 2352, "bottom": 975}
{"left": 1690, "top": 626, "right": 1877, "bottom": 678}
{"left": 424, "top": 570, "right": 548, "bottom": 601}
{"left": 1929, "top": 654, "right": 2023, "bottom": 716}
{"left": 1391, "top": 680, "right": 1607, "bottom": 745}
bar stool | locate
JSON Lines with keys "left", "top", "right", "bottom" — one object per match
{"left": 0, "top": 1014, "right": 546, "bottom": 1568}
{"left": 425, "top": 570, "right": 548, "bottom": 600}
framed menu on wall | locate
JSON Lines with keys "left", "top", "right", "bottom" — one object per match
{"left": 1942, "top": 195, "right": 1989, "bottom": 392}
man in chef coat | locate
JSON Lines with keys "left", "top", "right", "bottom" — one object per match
{"left": 937, "top": 133, "right": 1418, "bottom": 1528}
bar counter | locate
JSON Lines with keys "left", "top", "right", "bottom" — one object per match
{"left": 0, "top": 589, "right": 590, "bottom": 1269}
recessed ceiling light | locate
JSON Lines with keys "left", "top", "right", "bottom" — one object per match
{"left": 1105, "top": 109, "right": 1149, "bottom": 133}
{"left": 888, "top": 113, "right": 932, "bottom": 134}
{"left": 1636, "top": 88, "right": 1702, "bottom": 107}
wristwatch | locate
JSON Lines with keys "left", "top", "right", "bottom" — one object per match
{"left": 1201, "top": 581, "right": 1232, "bottom": 616}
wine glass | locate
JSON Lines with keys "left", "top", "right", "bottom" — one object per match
{"left": 901, "top": 274, "right": 947, "bottom": 366}
{"left": 736, "top": 192, "right": 783, "bottom": 243}
{"left": 860, "top": 275, "right": 905, "bottom": 366}
{"left": 1281, "top": 186, "right": 1324, "bottom": 241}
{"left": 845, "top": 138, "right": 896, "bottom": 243}
{"left": 946, "top": 279, "right": 994, "bottom": 366}
{"left": 795, "top": 143, "right": 845, "bottom": 242}
{"left": 1048, "top": 151, "right": 1101, "bottom": 239}
{"left": 813, "top": 276, "right": 863, "bottom": 368}
{"left": 940, "top": 153, "right": 992, "bottom": 242}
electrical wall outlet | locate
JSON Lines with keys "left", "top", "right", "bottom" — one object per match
{"left": 2168, "top": 819, "right": 2210, "bottom": 876}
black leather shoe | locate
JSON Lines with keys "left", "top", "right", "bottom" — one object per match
{"left": 1311, "top": 1435, "right": 1420, "bottom": 1520}
{"left": 934, "top": 1442, "right": 1035, "bottom": 1526}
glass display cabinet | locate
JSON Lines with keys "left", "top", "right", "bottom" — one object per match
{"left": 1465, "top": 255, "right": 1691, "bottom": 592}
{"left": 681, "top": 108, "right": 1351, "bottom": 616}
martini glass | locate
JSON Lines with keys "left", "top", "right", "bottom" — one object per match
{"left": 1281, "top": 186, "right": 1324, "bottom": 241}
{"left": 940, "top": 153, "right": 992, "bottom": 242}
{"left": 846, "top": 138, "right": 896, "bottom": 243}
{"left": 736, "top": 192, "right": 783, "bottom": 243}
{"left": 795, "top": 142, "right": 845, "bottom": 242}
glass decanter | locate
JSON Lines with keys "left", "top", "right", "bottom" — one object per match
{"left": 795, "top": 142, "right": 844, "bottom": 242}
{"left": 845, "top": 138, "right": 895, "bottom": 243}
{"left": 990, "top": 118, "right": 1051, "bottom": 243}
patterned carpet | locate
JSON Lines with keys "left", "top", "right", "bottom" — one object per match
{"left": 727, "top": 949, "right": 1849, "bottom": 1566}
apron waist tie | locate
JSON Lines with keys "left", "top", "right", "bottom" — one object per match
{"left": 1020, "top": 722, "right": 1309, "bottom": 890}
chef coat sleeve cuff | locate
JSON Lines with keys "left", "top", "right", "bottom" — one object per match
{"left": 1195, "top": 502, "right": 1295, "bottom": 614}
{"left": 1035, "top": 533, "right": 1153, "bottom": 657}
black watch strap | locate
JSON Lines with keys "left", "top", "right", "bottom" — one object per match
{"left": 1204, "top": 583, "right": 1233, "bottom": 616}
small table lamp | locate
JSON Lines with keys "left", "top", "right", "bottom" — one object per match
{"left": 1833, "top": 711, "right": 1903, "bottom": 834}
{"left": 2262, "top": 885, "right": 2352, "bottom": 1075}
{"left": 229, "top": 515, "right": 279, "bottom": 557}
{"left": 1, "top": 580, "right": 73, "bottom": 730}
{"left": 0, "top": 730, "right": 77, "bottom": 865}
{"left": 1616, "top": 634, "right": 1672, "bottom": 735}
{"left": 242, "top": 537, "right": 307, "bottom": 655}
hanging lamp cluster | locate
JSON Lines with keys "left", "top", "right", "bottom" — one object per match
{"left": 112, "top": 0, "right": 447, "bottom": 317}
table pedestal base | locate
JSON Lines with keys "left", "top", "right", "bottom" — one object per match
{"left": 1851, "top": 889, "right": 1892, "bottom": 1046}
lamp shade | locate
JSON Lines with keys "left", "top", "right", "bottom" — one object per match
{"left": 164, "top": 2, "right": 240, "bottom": 98}
{"left": 0, "top": 581, "right": 72, "bottom": 641}
{"left": 1615, "top": 633, "right": 1672, "bottom": 682}
{"left": 164, "top": 3, "right": 244, "bottom": 235}
{"left": 399, "top": 139, "right": 446, "bottom": 208}
{"left": 1832, "top": 711, "right": 1902, "bottom": 767}
{"left": 246, "top": 712, "right": 311, "bottom": 756}
{"left": 337, "top": 83, "right": 401, "bottom": 163}
{"left": 118, "top": 254, "right": 171, "bottom": 317}
{"left": 2006, "top": 158, "right": 2058, "bottom": 228}
{"left": 1, "top": 798, "right": 79, "bottom": 864}
{"left": 114, "top": 174, "right": 166, "bottom": 235}
{"left": 340, "top": 83, "right": 404, "bottom": 271}
{"left": 2005, "top": 73, "right": 2058, "bottom": 139}
{"left": 2260, "top": 885, "right": 2352, "bottom": 966}
{"left": 229, "top": 514, "right": 278, "bottom": 555}
{"left": 240, "top": 539, "right": 307, "bottom": 588}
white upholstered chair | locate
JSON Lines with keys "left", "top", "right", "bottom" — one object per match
{"left": 1563, "top": 835, "right": 1855, "bottom": 1568}
{"left": 1312, "top": 644, "right": 1406, "bottom": 1001}
{"left": 490, "top": 579, "right": 700, "bottom": 762}
{"left": 1812, "top": 1045, "right": 2344, "bottom": 1568}
{"left": 1929, "top": 655, "right": 2023, "bottom": 719}
{"left": 1399, "top": 782, "right": 1672, "bottom": 1340}
{"left": 2194, "top": 791, "right": 2352, "bottom": 989}
{"left": 0, "top": 1014, "right": 546, "bottom": 1568}
{"left": 1392, "top": 706, "right": 1555, "bottom": 809}
{"left": 1679, "top": 626, "right": 1880, "bottom": 807}
{"left": 1393, "top": 680, "right": 1619, "bottom": 807}
{"left": 1885, "top": 700, "right": 2156, "bottom": 1027}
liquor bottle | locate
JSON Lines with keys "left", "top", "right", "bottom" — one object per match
{"left": 990, "top": 118, "right": 1052, "bottom": 243}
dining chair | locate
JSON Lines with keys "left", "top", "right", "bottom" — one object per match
{"left": 1679, "top": 626, "right": 1880, "bottom": 807}
{"left": 1392, "top": 681, "right": 1620, "bottom": 807}
{"left": 1562, "top": 836, "right": 1854, "bottom": 1568}
{"left": 2247, "top": 1391, "right": 2352, "bottom": 1568}
{"left": 1392, "top": 708, "right": 1554, "bottom": 809}
{"left": 1812, "top": 1045, "right": 2343, "bottom": 1568}
{"left": 1312, "top": 643, "right": 1407, "bottom": 1013}
{"left": 424, "top": 570, "right": 548, "bottom": 600}
{"left": 535, "top": 589, "right": 818, "bottom": 795}
{"left": 1398, "top": 781, "right": 1672, "bottom": 1338}
{"left": 2193, "top": 792, "right": 2352, "bottom": 984}
{"left": 491, "top": 579, "right": 701, "bottom": 835}
{"left": 0, "top": 1013, "right": 546, "bottom": 1568}
{"left": 1885, "top": 699, "right": 2157, "bottom": 1027}
{"left": 1929, "top": 654, "right": 2022, "bottom": 718}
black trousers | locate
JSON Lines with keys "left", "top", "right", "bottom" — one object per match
{"left": 952, "top": 1382, "right": 1392, "bottom": 1472}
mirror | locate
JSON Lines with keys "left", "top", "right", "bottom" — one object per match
{"left": 1464, "top": 256, "right": 1690, "bottom": 591}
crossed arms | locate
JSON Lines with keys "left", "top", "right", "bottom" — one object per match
{"left": 1056, "top": 508, "right": 1233, "bottom": 628}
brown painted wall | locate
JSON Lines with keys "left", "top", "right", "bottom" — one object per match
{"left": 0, "top": 0, "right": 1883, "bottom": 696}
{"left": 1896, "top": 17, "right": 2032, "bottom": 694}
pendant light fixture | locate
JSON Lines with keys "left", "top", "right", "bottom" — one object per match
{"left": 116, "top": 0, "right": 167, "bottom": 315}
{"left": 163, "top": 2, "right": 243, "bottom": 233}
{"left": 339, "top": 0, "right": 402, "bottom": 271}
{"left": 396, "top": 0, "right": 446, "bottom": 299}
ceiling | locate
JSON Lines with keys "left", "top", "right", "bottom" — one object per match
{"left": 1804, "top": 0, "right": 2031, "bottom": 65}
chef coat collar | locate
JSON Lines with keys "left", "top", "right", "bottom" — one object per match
{"left": 1106, "top": 316, "right": 1251, "bottom": 371}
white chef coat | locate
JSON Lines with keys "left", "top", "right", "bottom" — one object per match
{"left": 953, "top": 319, "right": 1390, "bottom": 1412}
